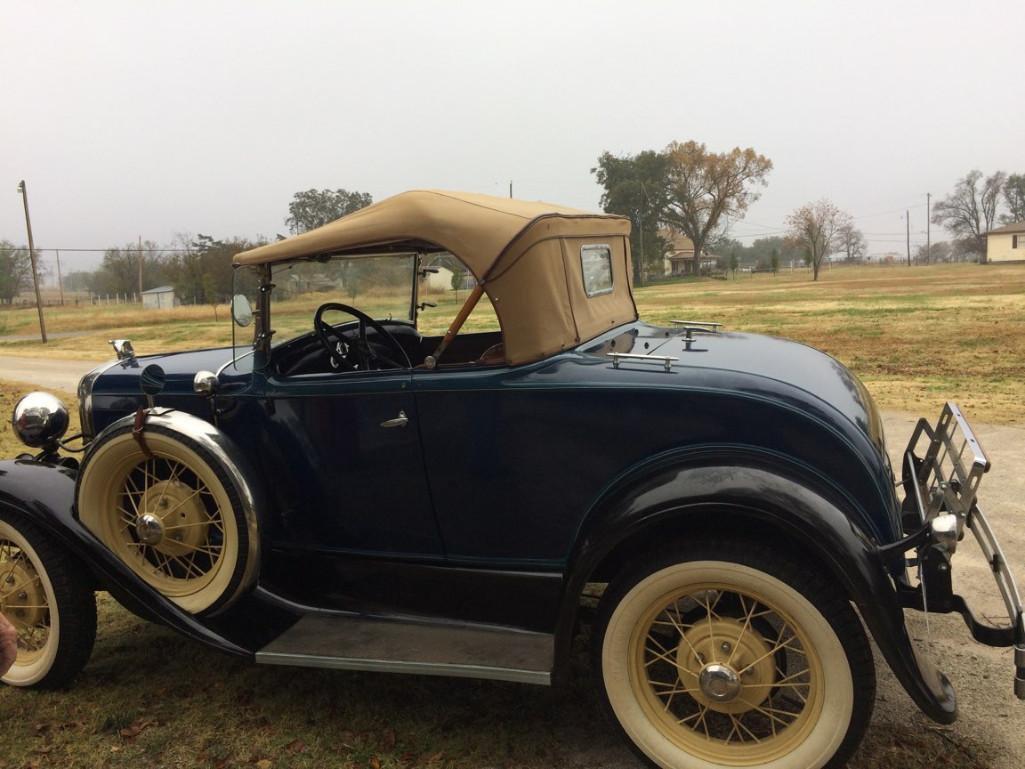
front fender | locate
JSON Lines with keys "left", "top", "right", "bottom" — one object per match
{"left": 0, "top": 457, "right": 251, "bottom": 657}
{"left": 559, "top": 461, "right": 957, "bottom": 724}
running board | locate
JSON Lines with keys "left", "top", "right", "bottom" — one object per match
{"left": 255, "top": 615, "right": 553, "bottom": 685}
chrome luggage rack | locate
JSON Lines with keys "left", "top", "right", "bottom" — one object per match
{"left": 664, "top": 319, "right": 721, "bottom": 350}
{"left": 905, "top": 401, "right": 989, "bottom": 526}
{"left": 903, "top": 401, "right": 1024, "bottom": 698}
{"left": 607, "top": 352, "right": 678, "bottom": 373}
{"left": 670, "top": 319, "right": 722, "bottom": 334}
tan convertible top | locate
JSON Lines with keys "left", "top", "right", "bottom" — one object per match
{"left": 234, "top": 190, "right": 637, "bottom": 365}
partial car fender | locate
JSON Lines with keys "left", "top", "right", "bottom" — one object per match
{"left": 558, "top": 454, "right": 957, "bottom": 724}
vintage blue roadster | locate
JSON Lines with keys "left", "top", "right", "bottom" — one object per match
{"left": 2, "top": 190, "right": 1022, "bottom": 769}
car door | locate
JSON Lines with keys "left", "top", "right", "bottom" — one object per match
{"left": 256, "top": 368, "right": 443, "bottom": 557}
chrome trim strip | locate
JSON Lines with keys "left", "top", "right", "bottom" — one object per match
{"left": 254, "top": 651, "right": 551, "bottom": 685}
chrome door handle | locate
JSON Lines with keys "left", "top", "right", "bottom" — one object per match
{"left": 380, "top": 410, "right": 409, "bottom": 428}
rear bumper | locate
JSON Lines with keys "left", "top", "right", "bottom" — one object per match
{"left": 893, "top": 403, "right": 1025, "bottom": 699}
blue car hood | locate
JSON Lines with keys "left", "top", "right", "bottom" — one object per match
{"left": 91, "top": 346, "right": 252, "bottom": 395}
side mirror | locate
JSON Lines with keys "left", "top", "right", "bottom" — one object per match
{"left": 232, "top": 294, "right": 253, "bottom": 327}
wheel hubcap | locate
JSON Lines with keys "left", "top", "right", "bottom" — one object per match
{"left": 135, "top": 513, "right": 164, "bottom": 545}
{"left": 136, "top": 477, "right": 212, "bottom": 559}
{"left": 676, "top": 616, "right": 776, "bottom": 714}
{"left": 698, "top": 663, "right": 742, "bottom": 703}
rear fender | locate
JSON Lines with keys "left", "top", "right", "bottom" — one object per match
{"left": 559, "top": 460, "right": 957, "bottom": 724}
{"left": 0, "top": 458, "right": 251, "bottom": 657}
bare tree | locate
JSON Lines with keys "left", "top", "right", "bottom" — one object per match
{"left": 785, "top": 200, "right": 852, "bottom": 281}
{"left": 836, "top": 223, "right": 867, "bottom": 263}
{"left": 660, "top": 141, "right": 772, "bottom": 274}
{"left": 931, "top": 170, "right": 1007, "bottom": 259}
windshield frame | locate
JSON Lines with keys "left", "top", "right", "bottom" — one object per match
{"left": 233, "top": 251, "right": 424, "bottom": 367}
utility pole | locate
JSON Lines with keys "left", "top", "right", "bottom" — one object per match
{"left": 55, "top": 249, "right": 64, "bottom": 306}
{"left": 926, "top": 193, "right": 931, "bottom": 264}
{"left": 138, "top": 234, "right": 143, "bottom": 302}
{"left": 16, "top": 180, "right": 47, "bottom": 343}
{"left": 509, "top": 181, "right": 513, "bottom": 199}
{"left": 906, "top": 210, "right": 911, "bottom": 267}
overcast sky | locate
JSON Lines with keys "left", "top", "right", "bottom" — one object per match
{"left": 2, "top": 0, "right": 1023, "bottom": 274}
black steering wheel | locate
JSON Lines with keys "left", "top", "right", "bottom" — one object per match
{"left": 313, "top": 302, "right": 410, "bottom": 372}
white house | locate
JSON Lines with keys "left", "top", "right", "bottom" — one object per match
{"left": 141, "top": 285, "right": 178, "bottom": 309}
{"left": 985, "top": 222, "right": 1025, "bottom": 263}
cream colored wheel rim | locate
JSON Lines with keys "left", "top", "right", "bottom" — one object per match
{"left": 603, "top": 561, "right": 854, "bottom": 769}
{"left": 0, "top": 520, "right": 59, "bottom": 686}
{"left": 78, "top": 432, "right": 240, "bottom": 614}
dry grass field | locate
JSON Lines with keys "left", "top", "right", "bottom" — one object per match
{"left": 2, "top": 262, "right": 1024, "bottom": 423}
{"left": 2, "top": 262, "right": 1025, "bottom": 769}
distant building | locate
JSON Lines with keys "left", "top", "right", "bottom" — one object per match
{"left": 141, "top": 285, "right": 178, "bottom": 309}
{"left": 985, "top": 222, "right": 1025, "bottom": 263}
{"left": 661, "top": 230, "right": 718, "bottom": 275}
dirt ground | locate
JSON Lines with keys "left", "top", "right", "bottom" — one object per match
{"left": 859, "top": 413, "right": 1025, "bottom": 769}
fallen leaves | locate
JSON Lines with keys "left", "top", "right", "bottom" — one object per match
{"left": 118, "top": 718, "right": 157, "bottom": 740}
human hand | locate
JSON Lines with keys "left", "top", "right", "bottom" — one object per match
{"left": 0, "top": 612, "right": 17, "bottom": 677}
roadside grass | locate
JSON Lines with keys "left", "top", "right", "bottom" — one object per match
{"left": 0, "top": 380, "right": 79, "bottom": 458}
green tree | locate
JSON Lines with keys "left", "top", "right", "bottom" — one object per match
{"left": 0, "top": 241, "right": 30, "bottom": 304}
{"left": 661, "top": 141, "right": 772, "bottom": 277}
{"left": 591, "top": 150, "right": 670, "bottom": 285}
{"left": 285, "top": 188, "right": 373, "bottom": 234}
{"left": 728, "top": 250, "right": 739, "bottom": 278}
{"left": 169, "top": 234, "right": 255, "bottom": 304}
{"left": 1003, "top": 174, "right": 1025, "bottom": 224}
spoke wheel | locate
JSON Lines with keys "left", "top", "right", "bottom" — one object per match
{"left": 78, "top": 425, "right": 253, "bottom": 615}
{"left": 595, "top": 540, "right": 874, "bottom": 769}
{"left": 0, "top": 536, "right": 51, "bottom": 666}
{"left": 0, "top": 515, "right": 96, "bottom": 689}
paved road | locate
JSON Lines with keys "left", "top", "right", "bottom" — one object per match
{"left": 0, "top": 355, "right": 103, "bottom": 392}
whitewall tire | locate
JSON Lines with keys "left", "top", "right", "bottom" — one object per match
{"left": 0, "top": 514, "right": 96, "bottom": 689}
{"left": 593, "top": 539, "right": 875, "bottom": 769}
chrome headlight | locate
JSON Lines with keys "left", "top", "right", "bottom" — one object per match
{"left": 12, "top": 392, "right": 70, "bottom": 449}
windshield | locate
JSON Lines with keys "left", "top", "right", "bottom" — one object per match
{"left": 233, "top": 253, "right": 417, "bottom": 347}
